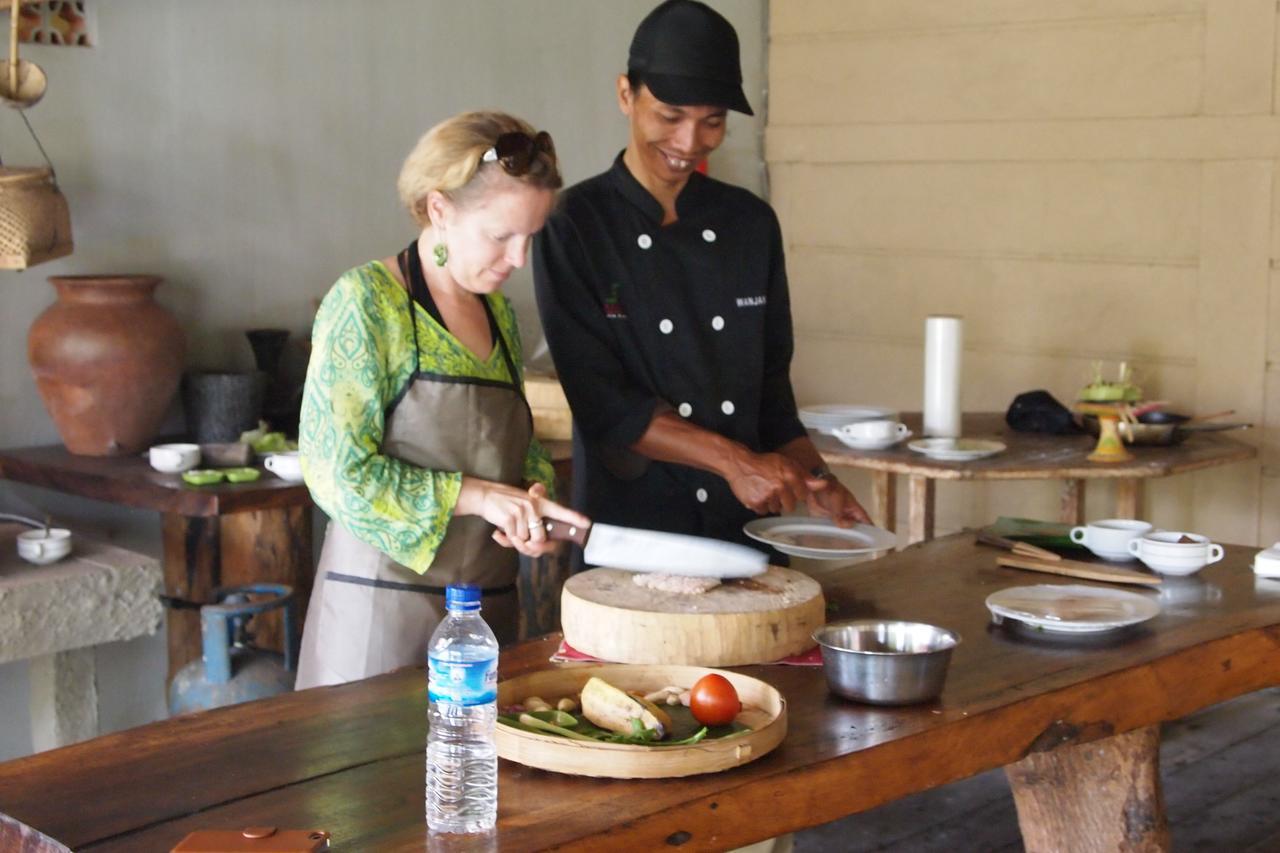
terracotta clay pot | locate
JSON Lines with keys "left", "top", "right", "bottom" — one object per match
{"left": 28, "top": 274, "right": 185, "bottom": 455}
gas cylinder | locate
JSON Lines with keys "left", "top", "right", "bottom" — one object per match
{"left": 168, "top": 583, "right": 299, "bottom": 715}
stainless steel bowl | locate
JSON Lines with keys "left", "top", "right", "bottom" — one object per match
{"left": 812, "top": 620, "right": 960, "bottom": 705}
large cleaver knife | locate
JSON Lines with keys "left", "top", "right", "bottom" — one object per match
{"left": 543, "top": 519, "right": 767, "bottom": 578}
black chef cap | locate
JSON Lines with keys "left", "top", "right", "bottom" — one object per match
{"left": 627, "top": 0, "right": 754, "bottom": 116}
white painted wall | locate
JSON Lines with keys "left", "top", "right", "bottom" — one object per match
{"left": 0, "top": 0, "right": 766, "bottom": 761}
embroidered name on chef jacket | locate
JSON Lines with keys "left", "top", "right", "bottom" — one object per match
{"left": 736, "top": 295, "right": 767, "bottom": 308}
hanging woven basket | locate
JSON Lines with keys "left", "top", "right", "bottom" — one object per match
{"left": 0, "top": 165, "right": 71, "bottom": 270}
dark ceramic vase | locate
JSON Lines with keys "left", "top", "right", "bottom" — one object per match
{"left": 27, "top": 275, "right": 185, "bottom": 456}
{"left": 182, "top": 371, "right": 266, "bottom": 443}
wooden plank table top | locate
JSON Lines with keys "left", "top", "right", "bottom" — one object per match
{"left": 0, "top": 443, "right": 312, "bottom": 518}
{"left": 813, "top": 412, "right": 1255, "bottom": 481}
{"left": 1, "top": 534, "right": 1276, "bottom": 851}
{"left": 814, "top": 412, "right": 1257, "bottom": 543}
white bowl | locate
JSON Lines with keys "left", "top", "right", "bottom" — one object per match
{"left": 149, "top": 442, "right": 201, "bottom": 473}
{"left": 16, "top": 527, "right": 72, "bottom": 565}
{"left": 1128, "top": 531, "right": 1223, "bottom": 577}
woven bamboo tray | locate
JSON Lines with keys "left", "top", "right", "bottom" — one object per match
{"left": 495, "top": 664, "right": 786, "bottom": 778}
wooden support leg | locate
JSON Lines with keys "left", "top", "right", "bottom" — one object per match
{"left": 870, "top": 471, "right": 897, "bottom": 535}
{"left": 1059, "top": 479, "right": 1085, "bottom": 525}
{"left": 29, "top": 648, "right": 98, "bottom": 752}
{"left": 161, "top": 514, "right": 219, "bottom": 682}
{"left": 161, "top": 509, "right": 314, "bottom": 682}
{"left": 1005, "top": 725, "right": 1169, "bottom": 852}
{"left": 1115, "top": 479, "right": 1143, "bottom": 520}
{"left": 907, "top": 476, "right": 935, "bottom": 544}
{"left": 220, "top": 506, "right": 314, "bottom": 657}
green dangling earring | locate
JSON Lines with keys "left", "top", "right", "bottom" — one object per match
{"left": 432, "top": 242, "right": 448, "bottom": 267}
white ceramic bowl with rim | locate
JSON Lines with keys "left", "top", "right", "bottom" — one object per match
{"left": 1128, "top": 531, "right": 1224, "bottom": 577}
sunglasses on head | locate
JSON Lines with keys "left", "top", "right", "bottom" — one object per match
{"left": 481, "top": 130, "right": 555, "bottom": 176}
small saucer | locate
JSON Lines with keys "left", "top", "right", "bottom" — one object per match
{"left": 830, "top": 430, "right": 912, "bottom": 451}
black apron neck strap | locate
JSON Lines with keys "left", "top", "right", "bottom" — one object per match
{"left": 398, "top": 240, "right": 520, "bottom": 392}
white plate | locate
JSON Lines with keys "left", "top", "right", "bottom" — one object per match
{"left": 985, "top": 584, "right": 1161, "bottom": 634}
{"left": 907, "top": 438, "right": 1006, "bottom": 461}
{"left": 829, "top": 430, "right": 913, "bottom": 451}
{"left": 743, "top": 517, "right": 897, "bottom": 559}
{"left": 799, "top": 405, "right": 897, "bottom": 431}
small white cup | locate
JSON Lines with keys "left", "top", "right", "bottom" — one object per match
{"left": 150, "top": 443, "right": 201, "bottom": 473}
{"left": 1069, "top": 519, "right": 1153, "bottom": 561}
{"left": 1128, "top": 531, "right": 1224, "bottom": 576}
{"left": 835, "top": 419, "right": 911, "bottom": 442}
{"left": 16, "top": 528, "right": 72, "bottom": 565}
{"left": 264, "top": 451, "right": 304, "bottom": 483}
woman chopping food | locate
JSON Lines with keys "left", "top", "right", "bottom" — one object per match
{"left": 295, "top": 111, "right": 589, "bottom": 690}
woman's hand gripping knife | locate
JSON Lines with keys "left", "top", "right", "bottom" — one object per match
{"left": 456, "top": 478, "right": 591, "bottom": 557}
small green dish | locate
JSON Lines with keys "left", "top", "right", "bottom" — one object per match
{"left": 223, "top": 467, "right": 261, "bottom": 483}
{"left": 181, "top": 469, "right": 225, "bottom": 486}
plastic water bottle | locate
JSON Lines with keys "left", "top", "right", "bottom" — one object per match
{"left": 426, "top": 585, "right": 498, "bottom": 835}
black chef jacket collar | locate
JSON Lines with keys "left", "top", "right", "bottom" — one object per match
{"left": 607, "top": 151, "right": 711, "bottom": 225}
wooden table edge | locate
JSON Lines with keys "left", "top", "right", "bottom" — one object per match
{"left": 525, "top": 625, "right": 1280, "bottom": 851}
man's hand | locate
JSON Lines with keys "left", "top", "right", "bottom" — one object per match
{"left": 723, "top": 451, "right": 816, "bottom": 516}
{"left": 804, "top": 475, "right": 871, "bottom": 527}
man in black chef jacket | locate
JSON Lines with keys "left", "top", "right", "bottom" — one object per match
{"left": 534, "top": 0, "right": 869, "bottom": 558}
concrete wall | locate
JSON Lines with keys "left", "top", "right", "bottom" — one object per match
{"left": 768, "top": 0, "right": 1273, "bottom": 546}
{"left": 0, "top": 0, "right": 766, "bottom": 761}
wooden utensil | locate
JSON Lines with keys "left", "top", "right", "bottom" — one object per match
{"left": 975, "top": 530, "right": 1062, "bottom": 562}
{"left": 1186, "top": 409, "right": 1234, "bottom": 424}
{"left": 996, "top": 555, "right": 1162, "bottom": 586}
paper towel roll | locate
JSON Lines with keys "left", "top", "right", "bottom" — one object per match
{"left": 923, "top": 315, "right": 963, "bottom": 438}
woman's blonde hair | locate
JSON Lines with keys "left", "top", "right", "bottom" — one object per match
{"left": 397, "top": 111, "right": 561, "bottom": 227}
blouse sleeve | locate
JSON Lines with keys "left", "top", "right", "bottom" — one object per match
{"left": 299, "top": 269, "right": 461, "bottom": 574}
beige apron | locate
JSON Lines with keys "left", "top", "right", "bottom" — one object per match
{"left": 296, "top": 259, "right": 531, "bottom": 690}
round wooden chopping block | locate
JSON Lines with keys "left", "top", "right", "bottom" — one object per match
{"left": 561, "top": 567, "right": 825, "bottom": 666}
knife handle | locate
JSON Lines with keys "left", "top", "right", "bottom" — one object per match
{"left": 542, "top": 519, "right": 589, "bottom": 547}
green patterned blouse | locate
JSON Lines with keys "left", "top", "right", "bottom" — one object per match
{"left": 299, "top": 260, "right": 556, "bottom": 574}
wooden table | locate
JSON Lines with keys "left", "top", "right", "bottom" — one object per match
{"left": 815, "top": 412, "right": 1257, "bottom": 545}
{"left": 0, "top": 444, "right": 314, "bottom": 680}
{"left": 1, "top": 535, "right": 1276, "bottom": 851}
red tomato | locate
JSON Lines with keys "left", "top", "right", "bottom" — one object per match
{"left": 689, "top": 674, "right": 741, "bottom": 726}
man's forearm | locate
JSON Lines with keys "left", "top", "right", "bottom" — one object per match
{"left": 629, "top": 411, "right": 749, "bottom": 481}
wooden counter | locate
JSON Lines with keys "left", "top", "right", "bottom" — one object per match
{"left": 1, "top": 534, "right": 1276, "bottom": 850}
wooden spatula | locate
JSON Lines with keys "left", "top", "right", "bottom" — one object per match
{"left": 996, "top": 555, "right": 1162, "bottom": 586}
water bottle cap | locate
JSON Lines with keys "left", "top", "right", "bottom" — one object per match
{"left": 445, "top": 584, "right": 482, "bottom": 611}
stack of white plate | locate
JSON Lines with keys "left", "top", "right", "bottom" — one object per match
{"left": 798, "top": 405, "right": 897, "bottom": 433}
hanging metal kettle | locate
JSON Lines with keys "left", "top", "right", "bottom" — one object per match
{"left": 168, "top": 583, "right": 299, "bottom": 715}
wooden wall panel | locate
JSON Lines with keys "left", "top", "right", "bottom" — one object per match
{"left": 770, "top": 17, "right": 1203, "bottom": 125}
{"left": 771, "top": 0, "right": 1203, "bottom": 36}
{"left": 772, "top": 163, "right": 1200, "bottom": 263}
{"left": 769, "top": 0, "right": 1271, "bottom": 545}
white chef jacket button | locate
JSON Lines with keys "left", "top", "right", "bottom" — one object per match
{"left": 678, "top": 402, "right": 692, "bottom": 418}
{"left": 702, "top": 229, "right": 716, "bottom": 243}
{"left": 721, "top": 400, "right": 735, "bottom": 415}
{"left": 637, "top": 234, "right": 653, "bottom": 250}
{"left": 711, "top": 315, "right": 725, "bottom": 331}
{"left": 696, "top": 488, "right": 708, "bottom": 503}
{"left": 659, "top": 318, "right": 674, "bottom": 334}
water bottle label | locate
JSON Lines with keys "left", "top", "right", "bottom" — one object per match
{"left": 427, "top": 656, "right": 497, "bottom": 705}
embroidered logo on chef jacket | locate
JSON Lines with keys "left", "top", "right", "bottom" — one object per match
{"left": 603, "top": 281, "right": 627, "bottom": 319}
{"left": 736, "top": 295, "right": 767, "bottom": 308}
